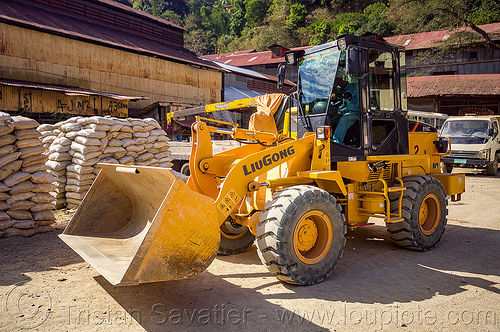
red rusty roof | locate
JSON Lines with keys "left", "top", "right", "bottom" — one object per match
{"left": 202, "top": 59, "right": 295, "bottom": 86}
{"left": 386, "top": 23, "right": 500, "bottom": 50}
{"left": 0, "top": 0, "right": 222, "bottom": 71}
{"left": 407, "top": 74, "right": 500, "bottom": 98}
{"left": 204, "top": 46, "right": 310, "bottom": 67}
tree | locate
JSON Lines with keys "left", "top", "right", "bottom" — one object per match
{"left": 114, "top": 0, "right": 500, "bottom": 54}
{"left": 358, "top": 3, "right": 395, "bottom": 36}
{"left": 468, "top": 0, "right": 500, "bottom": 26}
{"left": 199, "top": 3, "right": 230, "bottom": 35}
{"left": 130, "top": 0, "right": 188, "bottom": 19}
{"left": 161, "top": 9, "right": 183, "bottom": 26}
{"left": 185, "top": 29, "right": 216, "bottom": 54}
{"left": 244, "top": 0, "right": 270, "bottom": 27}
{"left": 114, "top": 0, "right": 133, "bottom": 7}
{"left": 287, "top": 3, "right": 308, "bottom": 29}
{"left": 332, "top": 12, "right": 366, "bottom": 35}
{"left": 390, "top": 0, "right": 500, "bottom": 48}
{"left": 229, "top": 0, "right": 247, "bottom": 36}
{"left": 308, "top": 12, "right": 368, "bottom": 45}
{"left": 308, "top": 20, "right": 335, "bottom": 45}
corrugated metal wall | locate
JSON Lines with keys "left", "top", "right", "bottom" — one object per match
{"left": 407, "top": 47, "right": 500, "bottom": 76}
{"left": 0, "top": 23, "right": 222, "bottom": 110}
{"left": 0, "top": 85, "right": 127, "bottom": 117}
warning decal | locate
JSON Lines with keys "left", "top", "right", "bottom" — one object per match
{"left": 217, "top": 188, "right": 241, "bottom": 217}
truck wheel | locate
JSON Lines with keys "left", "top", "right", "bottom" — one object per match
{"left": 217, "top": 219, "right": 255, "bottom": 255}
{"left": 440, "top": 162, "right": 453, "bottom": 173}
{"left": 486, "top": 157, "right": 498, "bottom": 176}
{"left": 180, "top": 163, "right": 190, "bottom": 176}
{"left": 256, "top": 185, "right": 346, "bottom": 285}
{"left": 388, "top": 175, "right": 447, "bottom": 251}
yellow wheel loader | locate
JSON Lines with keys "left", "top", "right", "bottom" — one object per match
{"left": 60, "top": 34, "right": 465, "bottom": 286}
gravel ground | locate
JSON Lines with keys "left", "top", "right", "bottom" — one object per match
{"left": 0, "top": 168, "right": 499, "bottom": 332}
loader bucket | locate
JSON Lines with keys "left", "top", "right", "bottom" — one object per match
{"left": 59, "top": 164, "right": 220, "bottom": 286}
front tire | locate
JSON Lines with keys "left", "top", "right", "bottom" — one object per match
{"left": 441, "top": 162, "right": 453, "bottom": 173}
{"left": 486, "top": 157, "right": 498, "bottom": 176}
{"left": 180, "top": 162, "right": 190, "bottom": 176}
{"left": 256, "top": 185, "right": 346, "bottom": 285}
{"left": 217, "top": 219, "right": 255, "bottom": 255}
{"left": 388, "top": 175, "right": 448, "bottom": 251}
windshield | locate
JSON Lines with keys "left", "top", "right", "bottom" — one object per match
{"left": 298, "top": 48, "right": 341, "bottom": 115}
{"left": 440, "top": 120, "right": 490, "bottom": 144}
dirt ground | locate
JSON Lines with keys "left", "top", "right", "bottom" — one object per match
{"left": 1, "top": 168, "right": 499, "bottom": 332}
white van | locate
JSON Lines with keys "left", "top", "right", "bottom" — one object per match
{"left": 440, "top": 115, "right": 500, "bottom": 175}
{"left": 407, "top": 110, "right": 448, "bottom": 129}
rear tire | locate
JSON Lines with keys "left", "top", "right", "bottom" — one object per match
{"left": 256, "top": 185, "right": 346, "bottom": 285}
{"left": 486, "top": 157, "right": 498, "bottom": 176}
{"left": 217, "top": 220, "right": 255, "bottom": 255}
{"left": 388, "top": 175, "right": 447, "bottom": 251}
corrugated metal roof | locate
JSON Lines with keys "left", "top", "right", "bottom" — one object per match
{"left": 91, "top": 0, "right": 184, "bottom": 31}
{"left": 0, "top": 0, "right": 223, "bottom": 71}
{"left": 407, "top": 74, "right": 500, "bottom": 98}
{"left": 224, "top": 86, "right": 262, "bottom": 101}
{"left": 204, "top": 59, "right": 269, "bottom": 79}
{"left": 201, "top": 58, "right": 294, "bottom": 86}
{"left": 0, "top": 78, "right": 146, "bottom": 101}
{"left": 204, "top": 46, "right": 309, "bottom": 67}
{"left": 386, "top": 23, "right": 500, "bottom": 50}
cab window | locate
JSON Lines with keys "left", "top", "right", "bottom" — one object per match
{"left": 369, "top": 50, "right": 395, "bottom": 111}
{"left": 372, "top": 119, "right": 396, "bottom": 150}
{"left": 492, "top": 121, "right": 499, "bottom": 138}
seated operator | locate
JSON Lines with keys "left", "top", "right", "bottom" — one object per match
{"left": 332, "top": 76, "right": 360, "bottom": 144}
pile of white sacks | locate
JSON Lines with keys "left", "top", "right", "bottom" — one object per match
{"left": 39, "top": 116, "right": 172, "bottom": 209}
{"left": 0, "top": 112, "right": 55, "bottom": 238}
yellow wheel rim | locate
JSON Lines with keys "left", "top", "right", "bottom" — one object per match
{"left": 293, "top": 210, "right": 333, "bottom": 264}
{"left": 419, "top": 193, "right": 440, "bottom": 235}
{"left": 220, "top": 221, "right": 248, "bottom": 240}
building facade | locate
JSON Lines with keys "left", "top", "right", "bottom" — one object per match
{"left": 0, "top": 0, "right": 223, "bottom": 124}
{"left": 386, "top": 23, "right": 500, "bottom": 77}
{"left": 385, "top": 23, "right": 500, "bottom": 115}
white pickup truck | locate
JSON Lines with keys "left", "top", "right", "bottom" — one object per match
{"left": 440, "top": 115, "right": 500, "bottom": 175}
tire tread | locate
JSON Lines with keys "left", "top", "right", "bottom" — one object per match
{"left": 256, "top": 185, "right": 346, "bottom": 285}
{"left": 387, "top": 175, "right": 448, "bottom": 251}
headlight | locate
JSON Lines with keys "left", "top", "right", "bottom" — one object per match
{"left": 285, "top": 53, "right": 296, "bottom": 65}
{"left": 316, "top": 126, "right": 331, "bottom": 140}
{"left": 477, "top": 148, "right": 490, "bottom": 159}
{"left": 337, "top": 38, "right": 346, "bottom": 50}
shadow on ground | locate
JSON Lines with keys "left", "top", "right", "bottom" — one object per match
{"left": 97, "top": 222, "right": 499, "bottom": 331}
{"left": 0, "top": 228, "right": 81, "bottom": 286}
{"left": 1, "top": 220, "right": 498, "bottom": 331}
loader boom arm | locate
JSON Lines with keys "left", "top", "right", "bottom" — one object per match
{"left": 187, "top": 120, "right": 315, "bottom": 226}
{"left": 166, "top": 97, "right": 257, "bottom": 124}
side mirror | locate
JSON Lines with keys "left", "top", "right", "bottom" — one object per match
{"left": 346, "top": 47, "right": 360, "bottom": 76}
{"left": 435, "top": 138, "right": 449, "bottom": 154}
{"left": 277, "top": 63, "right": 286, "bottom": 89}
{"left": 488, "top": 128, "right": 494, "bottom": 136}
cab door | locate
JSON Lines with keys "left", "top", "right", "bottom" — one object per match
{"left": 364, "top": 44, "right": 408, "bottom": 156}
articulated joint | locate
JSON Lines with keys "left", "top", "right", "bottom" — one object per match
{"left": 247, "top": 181, "right": 268, "bottom": 192}
{"left": 200, "top": 160, "right": 210, "bottom": 172}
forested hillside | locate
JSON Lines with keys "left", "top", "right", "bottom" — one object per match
{"left": 114, "top": 0, "right": 500, "bottom": 55}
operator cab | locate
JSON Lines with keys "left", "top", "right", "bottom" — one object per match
{"left": 282, "top": 34, "right": 409, "bottom": 162}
